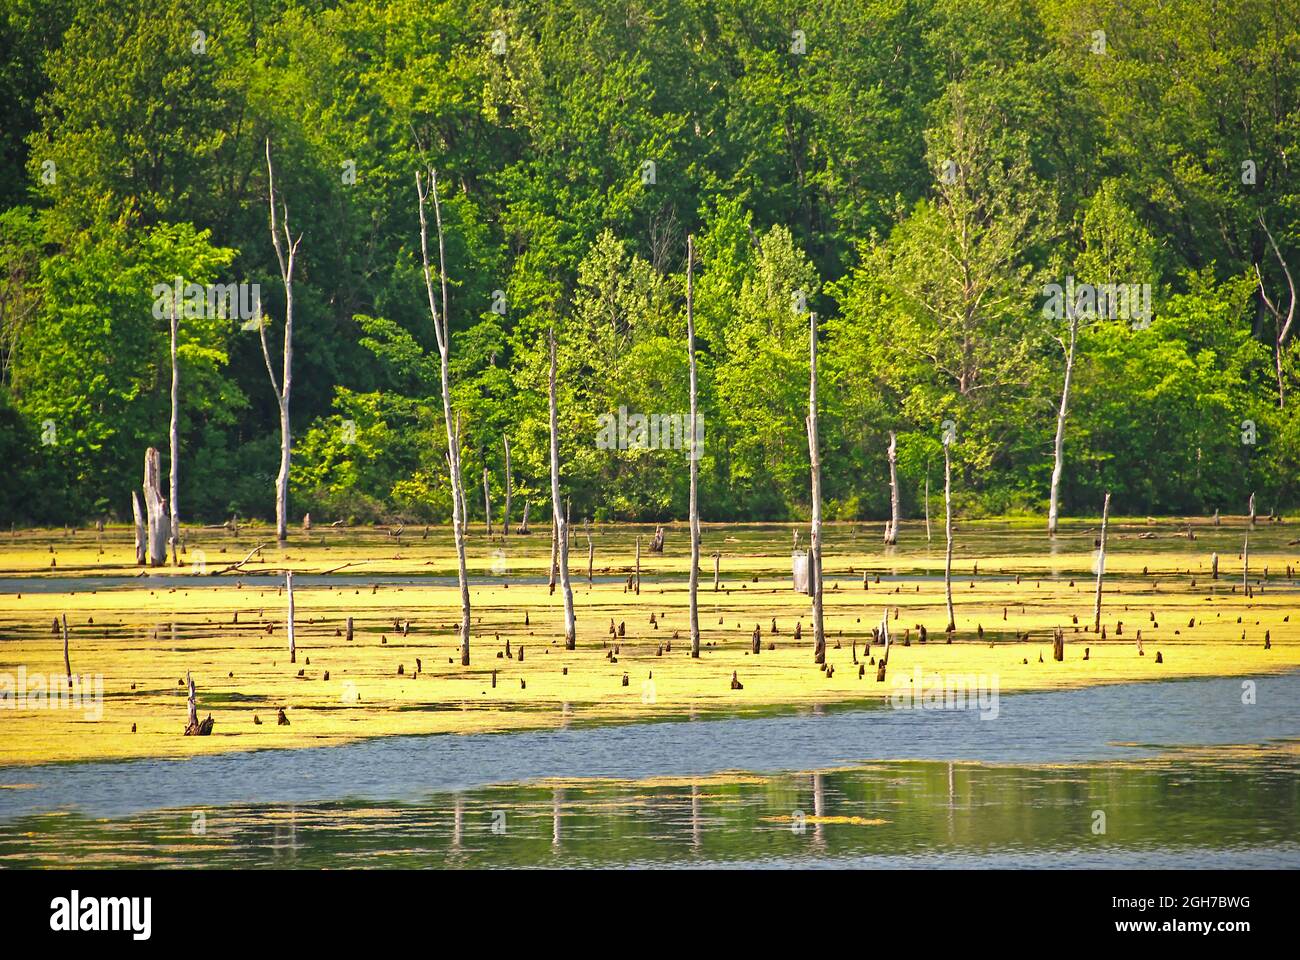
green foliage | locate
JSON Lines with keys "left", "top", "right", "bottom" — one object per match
{"left": 2, "top": 0, "right": 1297, "bottom": 525}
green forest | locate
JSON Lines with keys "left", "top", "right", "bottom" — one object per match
{"left": 1, "top": 0, "right": 1297, "bottom": 527}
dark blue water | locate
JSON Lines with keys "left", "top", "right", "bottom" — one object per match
{"left": 2, "top": 672, "right": 1294, "bottom": 821}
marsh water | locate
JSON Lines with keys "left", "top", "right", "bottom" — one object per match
{"left": 3, "top": 520, "right": 1298, "bottom": 868}
{"left": 1, "top": 673, "right": 1297, "bottom": 868}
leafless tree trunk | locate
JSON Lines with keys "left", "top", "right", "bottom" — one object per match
{"left": 286, "top": 569, "right": 296, "bottom": 664}
{"left": 587, "top": 530, "right": 594, "bottom": 586}
{"left": 884, "top": 430, "right": 899, "bottom": 544}
{"left": 635, "top": 535, "right": 641, "bottom": 595}
{"left": 943, "top": 439, "right": 954, "bottom": 632}
{"left": 1248, "top": 492, "right": 1256, "bottom": 527}
{"left": 482, "top": 467, "right": 492, "bottom": 537}
{"left": 548, "top": 327, "right": 576, "bottom": 648}
{"left": 143, "top": 447, "right": 168, "bottom": 566}
{"left": 924, "top": 469, "right": 932, "bottom": 542}
{"left": 1048, "top": 310, "right": 1079, "bottom": 536}
{"left": 1093, "top": 491, "right": 1111, "bottom": 631}
{"left": 168, "top": 298, "right": 181, "bottom": 561}
{"left": 548, "top": 521, "right": 558, "bottom": 594}
{"left": 61, "top": 613, "right": 71, "bottom": 688}
{"left": 131, "top": 492, "right": 146, "bottom": 565}
{"left": 807, "top": 312, "right": 825, "bottom": 664}
{"left": 186, "top": 671, "right": 197, "bottom": 731}
{"left": 502, "top": 436, "right": 511, "bottom": 539}
{"left": 1256, "top": 214, "right": 1295, "bottom": 409}
{"left": 686, "top": 235, "right": 701, "bottom": 658}
{"left": 453, "top": 422, "right": 470, "bottom": 538}
{"left": 416, "top": 166, "right": 471, "bottom": 665}
{"left": 261, "top": 139, "right": 301, "bottom": 545}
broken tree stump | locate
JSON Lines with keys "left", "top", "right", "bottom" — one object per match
{"left": 143, "top": 446, "right": 168, "bottom": 567}
{"left": 183, "top": 672, "right": 214, "bottom": 736}
{"left": 131, "top": 491, "right": 146, "bottom": 565}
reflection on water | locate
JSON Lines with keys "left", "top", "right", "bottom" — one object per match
{"left": 2, "top": 672, "right": 1296, "bottom": 868}
{"left": 1, "top": 756, "right": 1296, "bottom": 868}
{"left": 3, "top": 673, "right": 1297, "bottom": 821}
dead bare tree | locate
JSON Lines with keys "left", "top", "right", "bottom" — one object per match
{"left": 143, "top": 447, "right": 167, "bottom": 566}
{"left": 502, "top": 436, "right": 512, "bottom": 539}
{"left": 686, "top": 235, "right": 701, "bottom": 659}
{"left": 261, "top": 139, "right": 302, "bottom": 544}
{"left": 416, "top": 165, "right": 471, "bottom": 665}
{"left": 548, "top": 326, "right": 576, "bottom": 648}
{"left": 1048, "top": 303, "right": 1080, "bottom": 535}
{"left": 1093, "top": 491, "right": 1111, "bottom": 631}
{"left": 185, "top": 672, "right": 197, "bottom": 732}
{"left": 943, "top": 435, "right": 955, "bottom": 632}
{"left": 549, "top": 521, "right": 558, "bottom": 595}
{"left": 61, "top": 613, "right": 71, "bottom": 688}
{"left": 167, "top": 296, "right": 182, "bottom": 562}
{"left": 924, "top": 466, "right": 932, "bottom": 542}
{"left": 807, "top": 311, "right": 825, "bottom": 664}
{"left": 131, "top": 491, "right": 146, "bottom": 565}
{"left": 286, "top": 569, "right": 296, "bottom": 664}
{"left": 482, "top": 467, "right": 492, "bottom": 537}
{"left": 1255, "top": 214, "right": 1295, "bottom": 409}
{"left": 884, "top": 430, "right": 899, "bottom": 544}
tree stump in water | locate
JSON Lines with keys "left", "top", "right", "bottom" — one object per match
{"left": 182, "top": 672, "right": 214, "bottom": 735}
{"left": 751, "top": 624, "right": 761, "bottom": 654}
{"left": 131, "top": 491, "right": 146, "bottom": 565}
{"left": 1052, "top": 627, "right": 1064, "bottom": 662}
{"left": 649, "top": 526, "right": 665, "bottom": 553}
{"left": 143, "top": 447, "right": 168, "bottom": 566}
{"left": 730, "top": 671, "right": 743, "bottom": 690}
{"left": 876, "top": 661, "right": 887, "bottom": 682}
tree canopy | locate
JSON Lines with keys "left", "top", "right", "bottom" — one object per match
{"left": 3, "top": 0, "right": 1297, "bottom": 525}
